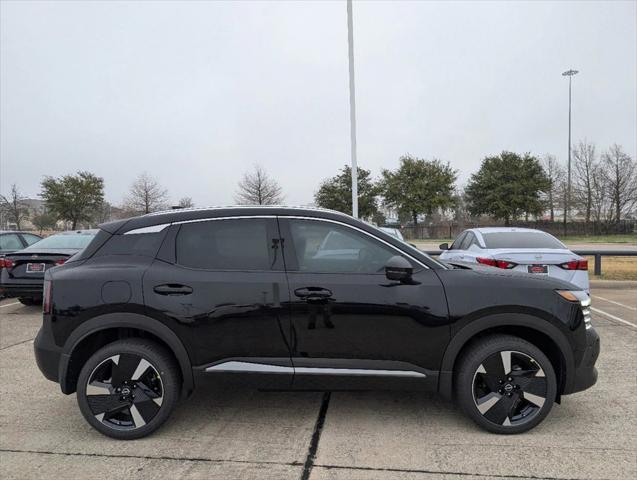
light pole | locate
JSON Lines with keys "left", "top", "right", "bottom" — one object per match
{"left": 562, "top": 69, "right": 578, "bottom": 233}
{"left": 347, "top": 0, "right": 358, "bottom": 218}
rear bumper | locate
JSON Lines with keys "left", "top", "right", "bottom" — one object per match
{"left": 34, "top": 326, "right": 62, "bottom": 384}
{"left": 0, "top": 282, "right": 44, "bottom": 298}
{"left": 564, "top": 327, "right": 600, "bottom": 395}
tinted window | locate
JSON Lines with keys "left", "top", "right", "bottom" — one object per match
{"left": 23, "top": 232, "right": 96, "bottom": 250}
{"left": 96, "top": 232, "right": 164, "bottom": 257}
{"left": 482, "top": 232, "right": 565, "bottom": 249}
{"left": 176, "top": 219, "right": 271, "bottom": 270}
{"left": 0, "top": 233, "right": 22, "bottom": 251}
{"left": 450, "top": 232, "right": 466, "bottom": 250}
{"left": 21, "top": 233, "right": 42, "bottom": 246}
{"left": 289, "top": 220, "right": 398, "bottom": 273}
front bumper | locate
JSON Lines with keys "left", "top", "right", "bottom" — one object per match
{"left": 564, "top": 326, "right": 600, "bottom": 394}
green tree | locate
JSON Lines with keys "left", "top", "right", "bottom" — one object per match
{"left": 465, "top": 152, "right": 550, "bottom": 225}
{"left": 314, "top": 165, "right": 378, "bottom": 218}
{"left": 379, "top": 155, "right": 457, "bottom": 226}
{"left": 41, "top": 171, "right": 105, "bottom": 229}
{"left": 31, "top": 211, "right": 58, "bottom": 234}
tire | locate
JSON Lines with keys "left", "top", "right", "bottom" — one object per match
{"left": 455, "top": 334, "right": 557, "bottom": 434}
{"left": 76, "top": 339, "right": 181, "bottom": 439}
{"left": 18, "top": 297, "right": 41, "bottom": 306}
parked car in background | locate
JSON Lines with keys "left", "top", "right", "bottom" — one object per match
{"left": 34, "top": 207, "right": 598, "bottom": 439}
{"left": 0, "top": 230, "right": 97, "bottom": 305}
{"left": 0, "top": 230, "right": 42, "bottom": 256}
{"left": 439, "top": 227, "right": 590, "bottom": 292}
{"left": 378, "top": 226, "right": 405, "bottom": 242}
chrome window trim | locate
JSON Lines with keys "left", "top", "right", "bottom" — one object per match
{"left": 173, "top": 215, "right": 277, "bottom": 225}
{"left": 205, "top": 361, "right": 426, "bottom": 378}
{"left": 123, "top": 224, "right": 170, "bottom": 235}
{"left": 126, "top": 214, "right": 430, "bottom": 269}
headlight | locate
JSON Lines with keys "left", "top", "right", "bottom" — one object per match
{"left": 556, "top": 290, "right": 591, "bottom": 329}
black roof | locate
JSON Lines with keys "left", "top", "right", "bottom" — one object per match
{"left": 99, "top": 206, "right": 355, "bottom": 234}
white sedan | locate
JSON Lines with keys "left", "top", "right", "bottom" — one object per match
{"left": 439, "top": 227, "right": 589, "bottom": 292}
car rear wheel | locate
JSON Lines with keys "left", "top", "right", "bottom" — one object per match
{"left": 456, "top": 334, "right": 557, "bottom": 434}
{"left": 76, "top": 339, "right": 180, "bottom": 439}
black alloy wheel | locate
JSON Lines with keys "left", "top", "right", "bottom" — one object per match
{"left": 77, "top": 339, "right": 180, "bottom": 439}
{"left": 456, "top": 335, "right": 557, "bottom": 434}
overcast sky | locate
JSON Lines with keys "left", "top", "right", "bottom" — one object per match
{"left": 1, "top": 0, "right": 636, "bottom": 207}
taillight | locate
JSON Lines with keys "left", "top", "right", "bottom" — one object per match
{"left": 43, "top": 280, "right": 52, "bottom": 314}
{"left": 476, "top": 257, "right": 517, "bottom": 269}
{"left": 0, "top": 258, "right": 14, "bottom": 269}
{"left": 559, "top": 259, "right": 588, "bottom": 271}
{"left": 55, "top": 259, "right": 66, "bottom": 266}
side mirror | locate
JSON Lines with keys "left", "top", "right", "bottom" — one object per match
{"left": 439, "top": 242, "right": 449, "bottom": 250}
{"left": 385, "top": 255, "right": 413, "bottom": 283}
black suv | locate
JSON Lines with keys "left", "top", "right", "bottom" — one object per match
{"left": 34, "top": 207, "right": 599, "bottom": 439}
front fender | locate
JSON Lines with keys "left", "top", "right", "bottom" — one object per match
{"left": 437, "top": 312, "right": 575, "bottom": 399}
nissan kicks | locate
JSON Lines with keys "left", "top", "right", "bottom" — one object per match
{"left": 34, "top": 207, "right": 599, "bottom": 439}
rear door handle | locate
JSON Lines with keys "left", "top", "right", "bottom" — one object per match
{"left": 153, "top": 284, "right": 193, "bottom": 295}
{"left": 294, "top": 287, "right": 332, "bottom": 300}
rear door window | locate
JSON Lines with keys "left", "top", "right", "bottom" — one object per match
{"left": 175, "top": 218, "right": 273, "bottom": 270}
{"left": 450, "top": 232, "right": 466, "bottom": 250}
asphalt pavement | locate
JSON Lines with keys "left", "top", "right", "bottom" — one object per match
{"left": 0, "top": 289, "right": 635, "bottom": 480}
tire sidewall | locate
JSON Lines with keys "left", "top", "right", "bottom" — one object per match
{"left": 76, "top": 340, "right": 179, "bottom": 440}
{"left": 457, "top": 336, "right": 557, "bottom": 434}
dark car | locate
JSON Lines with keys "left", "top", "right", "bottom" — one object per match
{"left": 33, "top": 207, "right": 599, "bottom": 439}
{"left": 1, "top": 230, "right": 96, "bottom": 305}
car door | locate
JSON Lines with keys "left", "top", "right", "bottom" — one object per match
{"left": 456, "top": 232, "right": 477, "bottom": 262}
{"left": 279, "top": 217, "right": 449, "bottom": 391}
{"left": 144, "top": 216, "right": 293, "bottom": 389}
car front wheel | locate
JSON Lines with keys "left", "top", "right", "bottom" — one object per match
{"left": 456, "top": 334, "right": 557, "bottom": 434}
{"left": 76, "top": 339, "right": 180, "bottom": 439}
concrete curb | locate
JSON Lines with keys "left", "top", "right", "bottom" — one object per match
{"left": 589, "top": 280, "right": 637, "bottom": 290}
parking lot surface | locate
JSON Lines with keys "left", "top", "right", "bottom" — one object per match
{"left": 1, "top": 289, "right": 635, "bottom": 480}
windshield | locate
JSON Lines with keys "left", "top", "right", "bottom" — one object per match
{"left": 23, "top": 232, "right": 96, "bottom": 250}
{"left": 482, "top": 232, "right": 565, "bottom": 249}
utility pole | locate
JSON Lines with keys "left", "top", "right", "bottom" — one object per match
{"left": 347, "top": 0, "right": 358, "bottom": 218}
{"left": 562, "top": 69, "right": 578, "bottom": 235}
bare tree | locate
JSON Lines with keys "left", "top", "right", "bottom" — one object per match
{"left": 0, "top": 184, "right": 30, "bottom": 229}
{"left": 124, "top": 173, "right": 169, "bottom": 215}
{"left": 590, "top": 163, "right": 611, "bottom": 224}
{"left": 542, "top": 155, "right": 565, "bottom": 222}
{"left": 235, "top": 165, "right": 284, "bottom": 205}
{"left": 601, "top": 144, "right": 637, "bottom": 223}
{"left": 572, "top": 140, "right": 597, "bottom": 225}
{"left": 177, "top": 197, "right": 195, "bottom": 208}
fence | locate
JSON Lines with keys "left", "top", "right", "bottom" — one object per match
{"left": 401, "top": 219, "right": 636, "bottom": 240}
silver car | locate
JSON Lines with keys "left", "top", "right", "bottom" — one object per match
{"left": 439, "top": 227, "right": 590, "bottom": 292}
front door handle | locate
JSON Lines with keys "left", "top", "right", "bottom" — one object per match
{"left": 294, "top": 287, "right": 332, "bottom": 301}
{"left": 153, "top": 284, "right": 193, "bottom": 296}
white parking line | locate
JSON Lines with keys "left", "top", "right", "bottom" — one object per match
{"left": 591, "top": 307, "right": 637, "bottom": 329}
{"left": 592, "top": 295, "right": 637, "bottom": 311}
{"left": 0, "top": 301, "right": 20, "bottom": 309}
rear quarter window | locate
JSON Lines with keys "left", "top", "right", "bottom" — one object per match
{"left": 95, "top": 231, "right": 166, "bottom": 257}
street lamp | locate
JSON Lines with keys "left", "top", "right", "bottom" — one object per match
{"left": 347, "top": 0, "right": 358, "bottom": 218}
{"left": 562, "top": 69, "right": 578, "bottom": 232}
